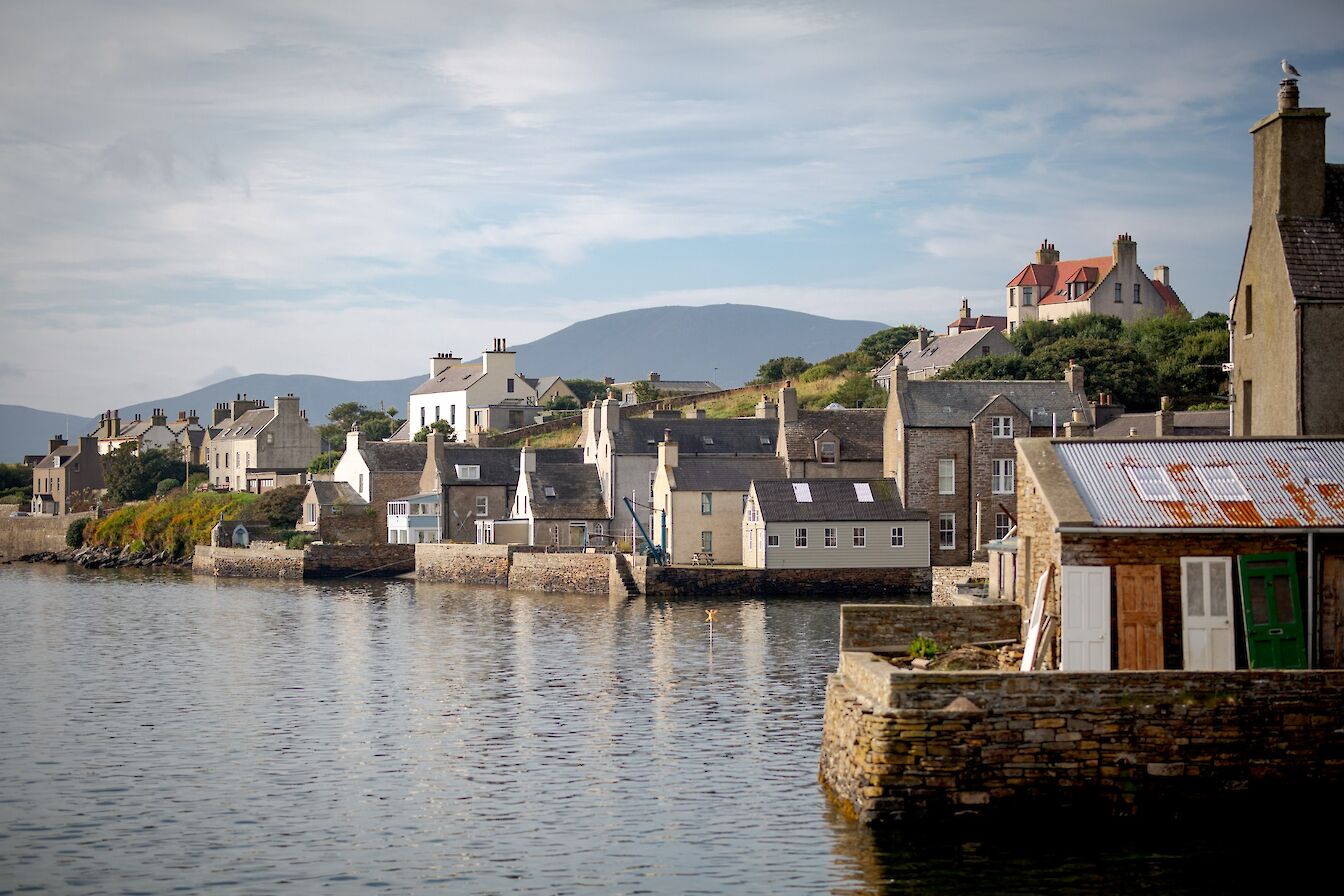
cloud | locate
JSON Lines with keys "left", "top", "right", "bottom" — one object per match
{"left": 0, "top": 0, "right": 1341, "bottom": 410}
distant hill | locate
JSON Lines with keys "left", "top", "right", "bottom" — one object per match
{"left": 1, "top": 304, "right": 890, "bottom": 461}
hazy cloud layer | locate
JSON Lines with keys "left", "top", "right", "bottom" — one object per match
{"left": 0, "top": 0, "right": 1341, "bottom": 412}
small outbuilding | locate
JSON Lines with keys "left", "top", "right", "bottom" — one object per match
{"left": 1015, "top": 437, "right": 1344, "bottom": 671}
{"left": 742, "top": 479, "right": 929, "bottom": 570}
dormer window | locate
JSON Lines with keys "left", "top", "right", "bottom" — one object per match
{"left": 818, "top": 442, "right": 837, "bottom": 465}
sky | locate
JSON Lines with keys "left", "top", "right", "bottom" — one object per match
{"left": 1, "top": 0, "right": 1342, "bottom": 415}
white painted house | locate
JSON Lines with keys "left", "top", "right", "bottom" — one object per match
{"left": 406, "top": 339, "right": 541, "bottom": 442}
{"left": 742, "top": 479, "right": 930, "bottom": 570}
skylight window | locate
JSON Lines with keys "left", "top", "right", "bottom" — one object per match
{"left": 1193, "top": 465, "right": 1249, "bottom": 501}
{"left": 792, "top": 483, "right": 813, "bottom": 503}
{"left": 455, "top": 464, "right": 480, "bottom": 480}
{"left": 1124, "top": 465, "right": 1180, "bottom": 502}
{"left": 854, "top": 483, "right": 874, "bottom": 503}
{"left": 702, "top": 437, "right": 715, "bottom": 446}
{"left": 759, "top": 436, "right": 771, "bottom": 446}
{"left": 1287, "top": 445, "right": 1336, "bottom": 485}
{"left": 543, "top": 486, "right": 557, "bottom": 498}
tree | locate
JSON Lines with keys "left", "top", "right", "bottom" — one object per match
{"left": 632, "top": 381, "right": 662, "bottom": 403}
{"left": 564, "top": 379, "right": 609, "bottom": 406}
{"left": 319, "top": 401, "right": 404, "bottom": 447}
{"left": 253, "top": 483, "right": 307, "bottom": 528}
{"left": 308, "top": 450, "right": 342, "bottom": 474}
{"left": 828, "top": 373, "right": 888, "bottom": 409}
{"left": 103, "top": 444, "right": 183, "bottom": 504}
{"left": 544, "top": 395, "right": 580, "bottom": 411}
{"left": 854, "top": 325, "right": 921, "bottom": 369}
{"left": 755, "top": 356, "right": 810, "bottom": 384}
{"left": 413, "top": 420, "right": 456, "bottom": 442}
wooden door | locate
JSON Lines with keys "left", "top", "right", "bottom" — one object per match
{"left": 1238, "top": 553, "right": 1306, "bottom": 669}
{"left": 1320, "top": 554, "right": 1344, "bottom": 669}
{"left": 1061, "top": 565, "right": 1111, "bottom": 671}
{"left": 1181, "top": 557, "right": 1237, "bottom": 671}
{"left": 1116, "top": 565, "right": 1163, "bottom": 669}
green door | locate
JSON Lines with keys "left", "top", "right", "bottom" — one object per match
{"left": 1238, "top": 553, "right": 1306, "bottom": 669}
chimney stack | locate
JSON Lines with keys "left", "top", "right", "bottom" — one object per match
{"left": 917, "top": 327, "right": 930, "bottom": 351}
{"left": 658, "top": 429, "right": 678, "bottom": 469}
{"left": 1157, "top": 396, "right": 1175, "bottom": 437}
{"left": 1065, "top": 359, "right": 1085, "bottom": 397}
{"left": 755, "top": 395, "right": 778, "bottom": 419}
{"left": 1253, "top": 82, "right": 1329, "bottom": 223}
{"left": 649, "top": 372, "right": 661, "bottom": 382}
{"left": 48, "top": 435, "right": 67, "bottom": 455}
{"left": 892, "top": 353, "right": 909, "bottom": 393}
{"left": 1035, "top": 240, "right": 1060, "bottom": 265}
{"left": 959, "top": 297, "right": 970, "bottom": 321}
{"left": 1152, "top": 264, "right": 1170, "bottom": 287}
{"left": 520, "top": 442, "right": 537, "bottom": 475}
{"left": 778, "top": 382, "right": 798, "bottom": 424}
{"left": 1112, "top": 233, "right": 1137, "bottom": 270}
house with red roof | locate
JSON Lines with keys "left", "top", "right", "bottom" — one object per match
{"left": 1004, "top": 236, "right": 1185, "bottom": 333}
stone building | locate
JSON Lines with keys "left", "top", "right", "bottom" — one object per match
{"left": 1004, "top": 236, "right": 1185, "bottom": 333}
{"left": 407, "top": 340, "right": 548, "bottom": 442}
{"left": 30, "top": 435, "right": 103, "bottom": 515}
{"left": 883, "top": 357, "right": 1091, "bottom": 565}
{"left": 769, "top": 386, "right": 886, "bottom": 480}
{"left": 651, "top": 431, "right": 786, "bottom": 564}
{"left": 609, "top": 372, "right": 720, "bottom": 406}
{"left": 504, "top": 444, "right": 610, "bottom": 547}
{"left": 945, "top": 297, "right": 1007, "bottom": 335}
{"left": 872, "top": 327, "right": 1018, "bottom": 385}
{"left": 1014, "top": 437, "right": 1344, "bottom": 671}
{"left": 328, "top": 427, "right": 425, "bottom": 532}
{"left": 1230, "top": 78, "right": 1344, "bottom": 436}
{"left": 207, "top": 395, "right": 319, "bottom": 491}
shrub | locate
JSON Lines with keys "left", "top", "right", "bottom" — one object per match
{"left": 287, "top": 533, "right": 317, "bottom": 550}
{"left": 156, "top": 478, "right": 181, "bottom": 497}
{"left": 908, "top": 636, "right": 941, "bottom": 659}
{"left": 128, "top": 538, "right": 146, "bottom": 554}
{"left": 799, "top": 363, "right": 836, "bottom": 383}
{"left": 254, "top": 484, "right": 307, "bottom": 528}
{"left": 65, "top": 517, "right": 89, "bottom": 548}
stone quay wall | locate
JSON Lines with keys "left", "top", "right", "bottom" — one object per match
{"left": 303, "top": 544, "right": 414, "bottom": 579}
{"left": 193, "top": 545, "right": 305, "bottom": 579}
{"left": 840, "top": 603, "right": 1021, "bottom": 653}
{"left": 820, "top": 650, "right": 1344, "bottom": 824}
{"left": 508, "top": 552, "right": 611, "bottom": 594}
{"left": 0, "top": 512, "right": 94, "bottom": 558}
{"left": 416, "top": 543, "right": 511, "bottom": 585}
{"left": 643, "top": 565, "right": 932, "bottom": 598}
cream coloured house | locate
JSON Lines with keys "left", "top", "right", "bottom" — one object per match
{"left": 651, "top": 431, "right": 785, "bottom": 565}
{"left": 407, "top": 340, "right": 541, "bottom": 442}
{"left": 207, "top": 394, "right": 321, "bottom": 492}
{"left": 1005, "top": 236, "right": 1185, "bottom": 332}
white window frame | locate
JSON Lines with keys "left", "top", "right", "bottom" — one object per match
{"left": 992, "top": 458, "right": 1016, "bottom": 495}
{"left": 824, "top": 527, "right": 837, "bottom": 548}
{"left": 818, "top": 442, "right": 837, "bottom": 465}
{"left": 767, "top": 534, "right": 779, "bottom": 548}
{"left": 939, "top": 513, "right": 955, "bottom": 550}
{"left": 995, "top": 512, "right": 1011, "bottom": 541}
{"left": 795, "top": 528, "right": 808, "bottom": 548}
{"left": 701, "top": 492, "right": 713, "bottom": 515}
{"left": 476, "top": 496, "right": 488, "bottom": 516}
{"left": 700, "top": 530, "right": 712, "bottom": 553}
{"left": 891, "top": 527, "right": 904, "bottom": 547}
{"left": 992, "top": 416, "right": 1014, "bottom": 439}
{"left": 938, "top": 458, "right": 956, "bottom": 495}
{"left": 852, "top": 527, "right": 865, "bottom": 548}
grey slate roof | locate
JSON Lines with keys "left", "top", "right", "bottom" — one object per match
{"left": 898, "top": 380, "right": 1090, "bottom": 429}
{"left": 360, "top": 441, "right": 426, "bottom": 472}
{"left": 388, "top": 419, "right": 412, "bottom": 441}
{"left": 783, "top": 409, "right": 884, "bottom": 461}
{"left": 410, "top": 364, "right": 484, "bottom": 395}
{"left": 669, "top": 457, "right": 786, "bottom": 492}
{"left": 880, "top": 327, "right": 1018, "bottom": 377}
{"left": 310, "top": 481, "right": 366, "bottom": 506}
{"left": 528, "top": 462, "right": 608, "bottom": 520}
{"left": 1094, "top": 411, "right": 1230, "bottom": 439}
{"left": 616, "top": 379, "right": 719, "bottom": 393}
{"left": 613, "top": 418, "right": 778, "bottom": 455}
{"left": 1050, "top": 438, "right": 1344, "bottom": 529}
{"left": 35, "top": 445, "right": 80, "bottom": 468}
{"left": 1277, "top": 163, "right": 1344, "bottom": 302}
{"left": 752, "top": 478, "right": 926, "bottom": 523}
{"left": 218, "top": 408, "right": 274, "bottom": 438}
{"left": 430, "top": 446, "right": 584, "bottom": 486}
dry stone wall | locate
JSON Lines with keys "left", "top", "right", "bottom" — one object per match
{"left": 304, "top": 544, "right": 414, "bottom": 578}
{"left": 0, "top": 513, "right": 93, "bottom": 558}
{"left": 644, "top": 565, "right": 931, "bottom": 597}
{"left": 840, "top": 604, "right": 1021, "bottom": 652}
{"left": 820, "top": 650, "right": 1344, "bottom": 824}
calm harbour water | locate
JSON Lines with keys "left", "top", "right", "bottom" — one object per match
{"left": 0, "top": 564, "right": 1312, "bottom": 894}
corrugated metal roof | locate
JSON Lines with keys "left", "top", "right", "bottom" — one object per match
{"left": 1053, "top": 439, "right": 1344, "bottom": 528}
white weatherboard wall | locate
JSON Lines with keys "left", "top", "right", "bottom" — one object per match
{"left": 1061, "top": 565, "right": 1111, "bottom": 671}
{"left": 756, "top": 521, "right": 929, "bottom": 570}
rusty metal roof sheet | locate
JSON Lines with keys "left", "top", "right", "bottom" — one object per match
{"left": 1052, "top": 439, "right": 1344, "bottom": 528}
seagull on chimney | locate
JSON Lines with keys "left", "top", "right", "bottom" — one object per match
{"left": 1282, "top": 59, "right": 1302, "bottom": 78}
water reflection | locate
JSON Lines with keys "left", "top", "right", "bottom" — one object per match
{"left": 0, "top": 564, "right": 1309, "bottom": 894}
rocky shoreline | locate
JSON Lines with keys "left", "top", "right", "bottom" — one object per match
{"left": 14, "top": 545, "right": 192, "bottom": 570}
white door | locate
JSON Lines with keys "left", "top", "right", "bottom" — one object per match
{"left": 1061, "top": 565, "right": 1111, "bottom": 671}
{"left": 1181, "top": 557, "right": 1236, "bottom": 671}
